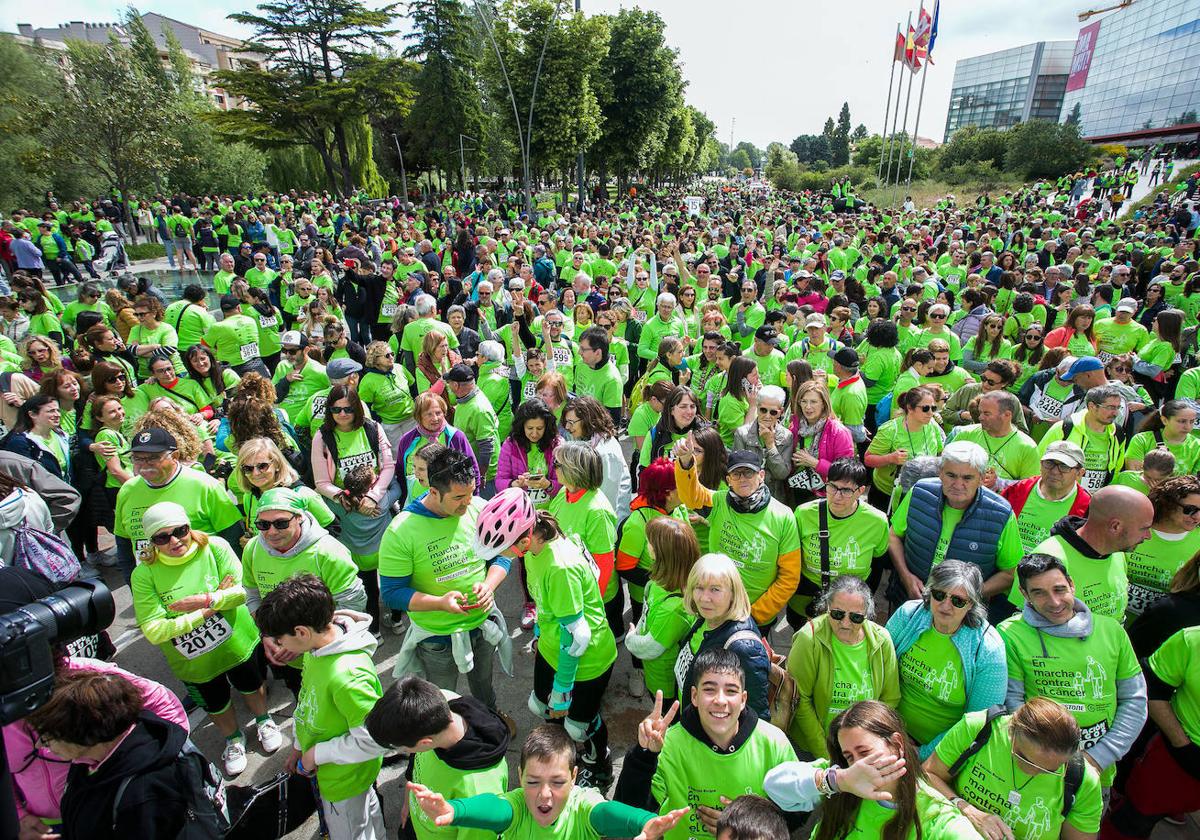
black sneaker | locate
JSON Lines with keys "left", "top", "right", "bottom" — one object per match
{"left": 576, "top": 750, "right": 613, "bottom": 792}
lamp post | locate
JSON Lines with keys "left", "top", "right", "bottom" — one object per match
{"left": 391, "top": 133, "right": 409, "bottom": 203}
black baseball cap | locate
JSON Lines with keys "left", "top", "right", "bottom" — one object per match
{"left": 129, "top": 428, "right": 178, "bottom": 453}
{"left": 726, "top": 450, "right": 764, "bottom": 473}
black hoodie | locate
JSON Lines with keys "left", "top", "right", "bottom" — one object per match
{"left": 1048, "top": 514, "right": 1107, "bottom": 558}
{"left": 60, "top": 711, "right": 190, "bottom": 840}
{"left": 434, "top": 696, "right": 511, "bottom": 771}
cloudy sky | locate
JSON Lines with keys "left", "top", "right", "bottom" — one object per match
{"left": 5, "top": 0, "right": 1091, "bottom": 148}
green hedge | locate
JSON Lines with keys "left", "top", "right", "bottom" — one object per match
{"left": 125, "top": 242, "right": 166, "bottom": 261}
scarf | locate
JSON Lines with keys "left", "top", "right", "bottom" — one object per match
{"left": 793, "top": 416, "right": 826, "bottom": 458}
{"left": 416, "top": 351, "right": 442, "bottom": 388}
{"left": 727, "top": 482, "right": 771, "bottom": 514}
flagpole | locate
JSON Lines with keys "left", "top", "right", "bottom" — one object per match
{"left": 891, "top": 46, "right": 917, "bottom": 208}
{"left": 878, "top": 21, "right": 902, "bottom": 184}
{"left": 906, "top": 59, "right": 930, "bottom": 188}
{"left": 883, "top": 11, "right": 913, "bottom": 191}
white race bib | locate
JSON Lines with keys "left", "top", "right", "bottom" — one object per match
{"left": 788, "top": 468, "right": 825, "bottom": 491}
{"left": 259, "top": 315, "right": 277, "bottom": 329}
{"left": 632, "top": 309, "right": 648, "bottom": 323}
{"left": 381, "top": 304, "right": 398, "bottom": 318}
{"left": 172, "top": 614, "right": 233, "bottom": 660}
{"left": 1097, "top": 350, "right": 1115, "bottom": 364}
{"left": 240, "top": 342, "right": 260, "bottom": 362}
{"left": 1030, "top": 388, "right": 1065, "bottom": 421}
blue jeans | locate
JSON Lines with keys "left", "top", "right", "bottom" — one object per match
{"left": 415, "top": 629, "right": 497, "bottom": 709}
{"left": 162, "top": 237, "right": 176, "bottom": 267}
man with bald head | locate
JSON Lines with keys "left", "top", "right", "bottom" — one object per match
{"left": 1009, "top": 484, "right": 1153, "bottom": 622}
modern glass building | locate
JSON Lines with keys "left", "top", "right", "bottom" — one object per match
{"left": 943, "top": 41, "right": 1075, "bottom": 142}
{"left": 1060, "top": 0, "right": 1200, "bottom": 142}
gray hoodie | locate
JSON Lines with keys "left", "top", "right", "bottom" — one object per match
{"left": 243, "top": 512, "right": 367, "bottom": 613}
{"left": 1004, "top": 598, "right": 1148, "bottom": 773}
{"left": 293, "top": 610, "right": 378, "bottom": 752}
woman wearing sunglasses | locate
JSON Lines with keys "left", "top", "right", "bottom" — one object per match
{"left": 130, "top": 501, "right": 281, "bottom": 777}
{"left": 1123, "top": 475, "right": 1200, "bottom": 622}
{"left": 885, "top": 560, "right": 1007, "bottom": 762}
{"left": 235, "top": 436, "right": 333, "bottom": 533}
{"left": 866, "top": 386, "right": 945, "bottom": 512}
{"left": 785, "top": 574, "right": 900, "bottom": 759}
{"left": 1124, "top": 399, "right": 1200, "bottom": 475}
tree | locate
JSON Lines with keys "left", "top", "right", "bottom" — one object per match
{"left": 1004, "top": 120, "right": 1091, "bottom": 179}
{"left": 733, "top": 141, "right": 762, "bottom": 170}
{"left": 685, "top": 106, "right": 717, "bottom": 175}
{"left": 790, "top": 134, "right": 831, "bottom": 166}
{"left": 832, "top": 102, "right": 851, "bottom": 166}
{"left": 594, "top": 8, "right": 683, "bottom": 193}
{"left": 404, "top": 0, "right": 485, "bottom": 188}
{"left": 1176, "top": 110, "right": 1198, "bottom": 126}
{"left": 220, "top": 0, "right": 409, "bottom": 194}
{"left": 123, "top": 10, "right": 172, "bottom": 93}
{"left": 1064, "top": 102, "right": 1082, "bottom": 126}
{"left": 851, "top": 123, "right": 868, "bottom": 142}
{"left": 936, "top": 124, "right": 1007, "bottom": 173}
{"left": 730, "top": 148, "right": 752, "bottom": 171}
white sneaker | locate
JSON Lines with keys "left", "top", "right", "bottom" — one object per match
{"left": 223, "top": 738, "right": 247, "bottom": 776}
{"left": 628, "top": 669, "right": 646, "bottom": 699}
{"left": 256, "top": 718, "right": 283, "bottom": 753}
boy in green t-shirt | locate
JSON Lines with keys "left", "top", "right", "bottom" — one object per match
{"left": 410, "top": 725, "right": 687, "bottom": 840}
{"left": 255, "top": 574, "right": 385, "bottom": 840}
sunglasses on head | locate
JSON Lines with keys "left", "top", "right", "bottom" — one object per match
{"left": 931, "top": 588, "right": 971, "bottom": 609}
{"left": 150, "top": 524, "right": 190, "bottom": 545}
{"left": 255, "top": 515, "right": 297, "bottom": 531}
{"left": 828, "top": 609, "right": 866, "bottom": 624}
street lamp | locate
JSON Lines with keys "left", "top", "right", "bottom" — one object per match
{"left": 391, "top": 133, "right": 409, "bottom": 204}
{"left": 459, "top": 134, "right": 477, "bottom": 191}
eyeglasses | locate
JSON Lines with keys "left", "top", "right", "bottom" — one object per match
{"left": 827, "top": 484, "right": 860, "bottom": 497}
{"left": 150, "top": 524, "right": 190, "bottom": 545}
{"left": 255, "top": 515, "right": 298, "bottom": 531}
{"left": 828, "top": 609, "right": 866, "bottom": 624}
{"left": 1013, "top": 743, "right": 1063, "bottom": 776}
{"left": 329, "top": 405, "right": 355, "bottom": 415}
{"left": 913, "top": 404, "right": 934, "bottom": 413}
{"left": 929, "top": 313, "right": 947, "bottom": 320}
{"left": 240, "top": 461, "right": 273, "bottom": 475}
{"left": 930, "top": 588, "right": 971, "bottom": 609}
{"left": 758, "top": 406, "right": 781, "bottom": 416}
{"left": 901, "top": 306, "right": 917, "bottom": 312}
{"left": 981, "top": 376, "right": 1003, "bottom": 387}
{"left": 1182, "top": 504, "right": 1200, "bottom": 517}
{"left": 1041, "top": 460, "right": 1077, "bottom": 474}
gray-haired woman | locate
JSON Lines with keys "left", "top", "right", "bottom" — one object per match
{"left": 885, "top": 559, "right": 1008, "bottom": 760}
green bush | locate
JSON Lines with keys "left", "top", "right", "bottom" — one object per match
{"left": 125, "top": 242, "right": 165, "bottom": 261}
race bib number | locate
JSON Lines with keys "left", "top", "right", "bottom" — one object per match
{"left": 529, "top": 486, "right": 549, "bottom": 505}
{"left": 673, "top": 645, "right": 695, "bottom": 696}
{"left": 1078, "top": 719, "right": 1108, "bottom": 751}
{"left": 240, "top": 342, "right": 260, "bottom": 362}
{"left": 310, "top": 395, "right": 328, "bottom": 422}
{"left": 381, "top": 304, "right": 398, "bottom": 318}
{"left": 259, "top": 315, "right": 277, "bottom": 329}
{"left": 65, "top": 634, "right": 100, "bottom": 659}
{"left": 522, "top": 381, "right": 537, "bottom": 400}
{"left": 632, "top": 309, "right": 647, "bottom": 323}
{"left": 1097, "top": 350, "right": 1115, "bottom": 364}
{"left": 1125, "top": 582, "right": 1162, "bottom": 618}
{"left": 789, "top": 468, "right": 825, "bottom": 491}
{"left": 172, "top": 614, "right": 233, "bottom": 660}
{"left": 551, "top": 346, "right": 573, "bottom": 367}
{"left": 339, "top": 451, "right": 376, "bottom": 478}
{"left": 1081, "top": 469, "right": 1107, "bottom": 492}
{"left": 1030, "top": 388, "right": 1064, "bottom": 421}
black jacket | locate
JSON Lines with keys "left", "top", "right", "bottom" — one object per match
{"left": 60, "top": 711, "right": 191, "bottom": 840}
{"left": 677, "top": 617, "right": 771, "bottom": 721}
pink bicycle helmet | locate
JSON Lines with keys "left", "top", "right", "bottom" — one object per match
{"left": 473, "top": 487, "right": 537, "bottom": 560}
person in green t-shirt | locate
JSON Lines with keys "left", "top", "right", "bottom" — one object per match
{"left": 445, "top": 364, "right": 500, "bottom": 491}
{"left": 947, "top": 392, "right": 1041, "bottom": 490}
{"left": 999, "top": 553, "right": 1147, "bottom": 790}
{"left": 207, "top": 295, "right": 269, "bottom": 378}
{"left": 573, "top": 326, "right": 624, "bottom": 422}
{"left": 1123, "top": 475, "right": 1200, "bottom": 621}
{"left": 273, "top": 331, "right": 330, "bottom": 423}
{"left": 924, "top": 698, "right": 1103, "bottom": 840}
{"left": 254, "top": 574, "right": 385, "bottom": 839}
{"left": 411, "top": 724, "right": 685, "bottom": 840}
{"left": 1122, "top": 400, "right": 1200, "bottom": 474}
{"left": 131, "top": 501, "right": 280, "bottom": 778}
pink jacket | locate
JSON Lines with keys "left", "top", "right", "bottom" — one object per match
{"left": 312, "top": 420, "right": 397, "bottom": 504}
{"left": 789, "top": 416, "right": 855, "bottom": 481}
{"left": 4, "top": 657, "right": 188, "bottom": 822}
{"left": 495, "top": 437, "right": 561, "bottom": 496}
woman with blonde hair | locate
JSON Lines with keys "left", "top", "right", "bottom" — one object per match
{"left": 673, "top": 553, "right": 771, "bottom": 720}
{"left": 358, "top": 340, "right": 415, "bottom": 457}
{"left": 789, "top": 380, "right": 854, "bottom": 499}
{"left": 130, "top": 502, "right": 280, "bottom": 777}
{"left": 234, "top": 436, "right": 333, "bottom": 528}
{"left": 22, "top": 335, "right": 73, "bottom": 383}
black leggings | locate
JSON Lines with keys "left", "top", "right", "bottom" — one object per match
{"left": 534, "top": 652, "right": 612, "bottom": 765}
{"left": 183, "top": 644, "right": 267, "bottom": 713}
{"left": 359, "top": 570, "right": 380, "bottom": 633}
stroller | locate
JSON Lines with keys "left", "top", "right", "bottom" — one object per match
{"left": 96, "top": 231, "right": 130, "bottom": 276}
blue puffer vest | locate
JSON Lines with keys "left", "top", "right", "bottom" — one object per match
{"left": 903, "top": 477, "right": 1011, "bottom": 581}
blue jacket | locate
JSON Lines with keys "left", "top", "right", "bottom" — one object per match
{"left": 0, "top": 431, "right": 71, "bottom": 482}
{"left": 902, "top": 477, "right": 1011, "bottom": 582}
{"left": 885, "top": 599, "right": 1008, "bottom": 760}
{"left": 677, "top": 617, "right": 771, "bottom": 722}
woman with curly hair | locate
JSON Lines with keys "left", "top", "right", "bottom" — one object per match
{"left": 222, "top": 392, "right": 299, "bottom": 460}
{"left": 132, "top": 401, "right": 208, "bottom": 468}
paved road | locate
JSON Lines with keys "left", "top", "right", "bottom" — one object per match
{"left": 1117, "top": 159, "right": 1197, "bottom": 216}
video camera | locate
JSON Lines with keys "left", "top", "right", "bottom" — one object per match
{"left": 0, "top": 579, "right": 115, "bottom": 726}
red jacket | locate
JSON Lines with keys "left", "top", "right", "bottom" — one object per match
{"left": 1001, "top": 477, "right": 1091, "bottom": 519}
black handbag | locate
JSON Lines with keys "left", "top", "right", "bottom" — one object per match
{"left": 225, "top": 771, "right": 319, "bottom": 840}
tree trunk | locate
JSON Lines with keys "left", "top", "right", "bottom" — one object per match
{"left": 313, "top": 140, "right": 339, "bottom": 195}
{"left": 333, "top": 122, "right": 354, "bottom": 196}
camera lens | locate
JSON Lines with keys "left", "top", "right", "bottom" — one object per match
{"left": 24, "top": 580, "right": 116, "bottom": 645}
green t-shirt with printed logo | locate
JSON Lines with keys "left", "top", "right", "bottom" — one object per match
{"left": 114, "top": 467, "right": 242, "bottom": 556}
{"left": 272, "top": 358, "right": 330, "bottom": 424}
{"left": 1012, "top": 483, "right": 1080, "bottom": 554}
{"left": 1094, "top": 318, "right": 1149, "bottom": 356}
{"left": 358, "top": 366, "right": 414, "bottom": 424}
{"left": 241, "top": 531, "right": 359, "bottom": 603}
{"left": 1148, "top": 627, "right": 1200, "bottom": 746}
{"left": 866, "top": 418, "right": 945, "bottom": 495}
{"left": 572, "top": 360, "right": 623, "bottom": 409}
{"left": 378, "top": 497, "right": 487, "bottom": 635}
{"left": 826, "top": 636, "right": 876, "bottom": 726}
{"left": 1123, "top": 527, "right": 1200, "bottom": 620}
{"left": 998, "top": 611, "right": 1141, "bottom": 786}
{"left": 935, "top": 712, "right": 1103, "bottom": 840}
{"left": 1124, "top": 430, "right": 1200, "bottom": 475}
{"left": 791, "top": 500, "right": 888, "bottom": 615}
{"left": 897, "top": 626, "right": 966, "bottom": 745}
{"left": 703, "top": 492, "right": 801, "bottom": 606}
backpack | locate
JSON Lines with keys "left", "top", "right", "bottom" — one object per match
{"left": 225, "top": 771, "right": 319, "bottom": 840}
{"left": 172, "top": 218, "right": 190, "bottom": 239}
{"left": 724, "top": 629, "right": 799, "bottom": 734}
{"left": 112, "top": 741, "right": 229, "bottom": 839}
{"left": 12, "top": 525, "right": 80, "bottom": 584}
{"left": 946, "top": 705, "right": 1086, "bottom": 818}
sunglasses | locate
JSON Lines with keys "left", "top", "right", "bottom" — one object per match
{"left": 329, "top": 405, "right": 355, "bottom": 415}
{"left": 914, "top": 404, "right": 934, "bottom": 413}
{"left": 901, "top": 306, "right": 917, "bottom": 312}
{"left": 150, "top": 524, "right": 190, "bottom": 545}
{"left": 981, "top": 376, "right": 1003, "bottom": 387}
{"left": 240, "top": 461, "right": 273, "bottom": 475}
{"left": 929, "top": 313, "right": 947, "bottom": 320}
{"left": 1025, "top": 334, "right": 1043, "bottom": 340}
{"left": 758, "top": 407, "right": 781, "bottom": 416}
{"left": 255, "top": 515, "right": 297, "bottom": 531}
{"left": 1109, "top": 366, "right": 1130, "bottom": 373}
{"left": 828, "top": 609, "right": 866, "bottom": 624}
{"left": 931, "top": 588, "right": 971, "bottom": 609}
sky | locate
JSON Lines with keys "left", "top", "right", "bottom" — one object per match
{"left": 4, "top": 0, "right": 1090, "bottom": 148}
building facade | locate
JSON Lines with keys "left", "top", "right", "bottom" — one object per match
{"left": 14, "top": 13, "right": 259, "bottom": 110}
{"left": 1059, "top": 0, "right": 1200, "bottom": 143}
{"left": 943, "top": 41, "right": 1075, "bottom": 142}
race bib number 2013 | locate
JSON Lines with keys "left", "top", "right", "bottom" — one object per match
{"left": 172, "top": 614, "right": 232, "bottom": 660}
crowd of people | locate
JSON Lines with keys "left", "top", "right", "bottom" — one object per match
{"left": 1, "top": 168, "right": 1200, "bottom": 840}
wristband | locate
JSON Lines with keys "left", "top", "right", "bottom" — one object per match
{"left": 205, "top": 592, "right": 213, "bottom": 608}
{"left": 826, "top": 768, "right": 839, "bottom": 793}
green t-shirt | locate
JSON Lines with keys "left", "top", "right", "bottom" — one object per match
{"left": 793, "top": 500, "right": 889, "bottom": 609}
{"left": 1038, "top": 415, "right": 1123, "bottom": 494}
{"left": 358, "top": 366, "right": 414, "bottom": 424}
{"left": 129, "top": 537, "right": 260, "bottom": 684}
{"left": 572, "top": 360, "right": 623, "bottom": 409}
{"left": 401, "top": 319, "right": 459, "bottom": 358}
{"left": 866, "top": 417, "right": 945, "bottom": 495}
{"left": 205, "top": 313, "right": 262, "bottom": 368}
{"left": 628, "top": 402, "right": 660, "bottom": 442}
{"left": 650, "top": 719, "right": 796, "bottom": 840}
{"left": 93, "top": 427, "right": 130, "bottom": 489}
{"left": 1094, "top": 318, "right": 1149, "bottom": 357}
{"left": 1012, "top": 482, "right": 1080, "bottom": 554}
{"left": 163, "top": 301, "right": 215, "bottom": 351}
{"left": 1009, "top": 532, "right": 1127, "bottom": 621}
{"left": 897, "top": 626, "right": 966, "bottom": 745}
{"left": 811, "top": 780, "right": 982, "bottom": 839}
{"left": 241, "top": 531, "right": 359, "bottom": 603}
{"left": 524, "top": 537, "right": 617, "bottom": 683}
{"left": 827, "top": 636, "right": 877, "bottom": 726}
{"left": 704, "top": 491, "right": 801, "bottom": 606}
{"left": 378, "top": 497, "right": 487, "bottom": 634}
{"left": 294, "top": 631, "right": 383, "bottom": 802}
{"left": 242, "top": 304, "right": 283, "bottom": 358}
{"left": 935, "top": 712, "right": 1103, "bottom": 840}
{"left": 455, "top": 392, "right": 500, "bottom": 481}
{"left": 114, "top": 467, "right": 242, "bottom": 555}
{"left": 635, "top": 581, "right": 691, "bottom": 699}
{"left": 831, "top": 377, "right": 869, "bottom": 427}
{"left": 1124, "top": 430, "right": 1200, "bottom": 475}
{"left": 1148, "top": 627, "right": 1200, "bottom": 746}
{"left": 749, "top": 348, "right": 787, "bottom": 388}
{"left": 1123, "top": 527, "right": 1200, "bottom": 620}
{"left": 949, "top": 426, "right": 1041, "bottom": 482}
{"left": 891, "top": 491, "right": 1023, "bottom": 573}
{"left": 715, "top": 393, "right": 749, "bottom": 448}
{"left": 241, "top": 484, "right": 333, "bottom": 531}
{"left": 127, "top": 322, "right": 185, "bottom": 380}
{"left": 272, "top": 358, "right": 330, "bottom": 424}
{"left": 998, "top": 611, "right": 1141, "bottom": 785}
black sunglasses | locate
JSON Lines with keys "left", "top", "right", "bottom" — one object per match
{"left": 150, "top": 524, "right": 190, "bottom": 545}
{"left": 931, "top": 588, "right": 971, "bottom": 609}
{"left": 329, "top": 405, "right": 355, "bottom": 415}
{"left": 915, "top": 404, "right": 934, "bottom": 413}
{"left": 828, "top": 609, "right": 866, "bottom": 624}
{"left": 255, "top": 515, "right": 298, "bottom": 531}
